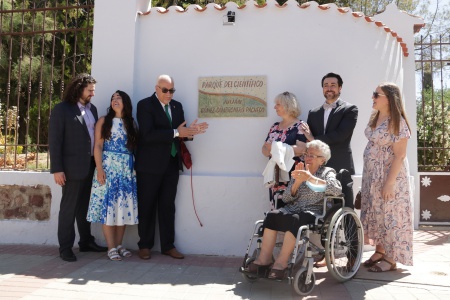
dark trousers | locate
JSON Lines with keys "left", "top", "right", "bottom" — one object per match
{"left": 264, "top": 210, "right": 316, "bottom": 237}
{"left": 58, "top": 158, "right": 95, "bottom": 253}
{"left": 137, "top": 155, "right": 179, "bottom": 253}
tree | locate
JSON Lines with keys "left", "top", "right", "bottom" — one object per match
{"left": 0, "top": 0, "right": 94, "bottom": 155}
{"left": 416, "top": 88, "right": 450, "bottom": 171}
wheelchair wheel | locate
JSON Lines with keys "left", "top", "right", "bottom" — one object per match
{"left": 242, "top": 248, "right": 260, "bottom": 283}
{"left": 320, "top": 205, "right": 340, "bottom": 248}
{"left": 292, "top": 267, "right": 316, "bottom": 296}
{"left": 325, "top": 207, "right": 364, "bottom": 282}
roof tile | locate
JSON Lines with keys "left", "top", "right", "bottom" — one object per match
{"left": 138, "top": 1, "right": 412, "bottom": 57}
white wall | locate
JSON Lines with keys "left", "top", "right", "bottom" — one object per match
{"left": 0, "top": 1, "right": 424, "bottom": 255}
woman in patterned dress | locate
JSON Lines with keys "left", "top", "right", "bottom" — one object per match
{"left": 87, "top": 90, "right": 139, "bottom": 261}
{"left": 360, "top": 83, "right": 413, "bottom": 272}
{"left": 262, "top": 92, "right": 307, "bottom": 209}
{"left": 247, "top": 140, "right": 342, "bottom": 280}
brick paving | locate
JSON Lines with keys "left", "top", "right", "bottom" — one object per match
{"left": 0, "top": 230, "right": 449, "bottom": 299}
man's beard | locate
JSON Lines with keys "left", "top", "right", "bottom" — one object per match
{"left": 324, "top": 92, "right": 339, "bottom": 101}
{"left": 81, "top": 96, "right": 92, "bottom": 104}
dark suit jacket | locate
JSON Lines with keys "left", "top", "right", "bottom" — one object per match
{"left": 135, "top": 93, "right": 185, "bottom": 174}
{"left": 307, "top": 99, "right": 358, "bottom": 175}
{"left": 49, "top": 101, "right": 98, "bottom": 180}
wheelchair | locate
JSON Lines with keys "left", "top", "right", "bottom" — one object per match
{"left": 239, "top": 189, "right": 364, "bottom": 296}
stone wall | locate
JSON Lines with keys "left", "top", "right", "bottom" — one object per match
{"left": 0, "top": 185, "right": 51, "bottom": 221}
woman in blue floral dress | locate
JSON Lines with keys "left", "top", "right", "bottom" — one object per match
{"left": 262, "top": 92, "right": 307, "bottom": 209}
{"left": 87, "top": 90, "right": 138, "bottom": 261}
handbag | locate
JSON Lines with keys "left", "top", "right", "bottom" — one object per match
{"left": 354, "top": 190, "right": 361, "bottom": 210}
{"left": 179, "top": 139, "right": 192, "bottom": 169}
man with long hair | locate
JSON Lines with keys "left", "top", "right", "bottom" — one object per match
{"left": 49, "top": 73, "right": 107, "bottom": 262}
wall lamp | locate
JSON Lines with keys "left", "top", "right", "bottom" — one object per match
{"left": 223, "top": 11, "right": 235, "bottom": 25}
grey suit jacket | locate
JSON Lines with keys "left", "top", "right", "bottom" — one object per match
{"left": 49, "top": 101, "right": 98, "bottom": 180}
{"left": 307, "top": 99, "right": 358, "bottom": 174}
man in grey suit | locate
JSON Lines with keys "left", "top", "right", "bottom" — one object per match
{"left": 305, "top": 72, "right": 358, "bottom": 208}
{"left": 49, "top": 73, "right": 107, "bottom": 262}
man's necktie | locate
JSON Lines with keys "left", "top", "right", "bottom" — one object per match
{"left": 323, "top": 102, "right": 337, "bottom": 109}
{"left": 164, "top": 104, "right": 177, "bottom": 157}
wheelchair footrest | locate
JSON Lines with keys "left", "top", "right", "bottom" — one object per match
{"left": 239, "top": 266, "right": 271, "bottom": 278}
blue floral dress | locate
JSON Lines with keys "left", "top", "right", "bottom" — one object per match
{"left": 87, "top": 118, "right": 138, "bottom": 226}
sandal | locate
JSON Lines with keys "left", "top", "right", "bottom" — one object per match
{"left": 245, "top": 262, "right": 272, "bottom": 274}
{"left": 107, "top": 248, "right": 122, "bottom": 261}
{"left": 117, "top": 245, "right": 132, "bottom": 257}
{"left": 363, "top": 250, "right": 385, "bottom": 267}
{"left": 314, "top": 258, "right": 326, "bottom": 268}
{"left": 268, "top": 267, "right": 287, "bottom": 280}
{"left": 368, "top": 258, "right": 397, "bottom": 272}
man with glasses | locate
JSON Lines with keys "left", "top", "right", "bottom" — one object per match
{"left": 136, "top": 75, "right": 208, "bottom": 260}
{"left": 304, "top": 72, "right": 358, "bottom": 208}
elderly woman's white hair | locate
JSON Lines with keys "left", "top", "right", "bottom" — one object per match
{"left": 274, "top": 91, "right": 301, "bottom": 118}
{"left": 306, "top": 140, "right": 331, "bottom": 164}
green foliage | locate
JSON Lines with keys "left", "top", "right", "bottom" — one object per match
{"left": 0, "top": 105, "right": 22, "bottom": 155}
{"left": 417, "top": 88, "right": 450, "bottom": 171}
{"left": 27, "top": 97, "right": 58, "bottom": 150}
{"left": 0, "top": 136, "right": 23, "bottom": 154}
{"left": 333, "top": 0, "right": 419, "bottom": 16}
{"left": 1, "top": 106, "right": 19, "bottom": 137}
{"left": 0, "top": 0, "right": 94, "bottom": 170}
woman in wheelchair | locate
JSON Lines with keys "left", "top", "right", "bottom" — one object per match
{"left": 246, "top": 140, "right": 342, "bottom": 280}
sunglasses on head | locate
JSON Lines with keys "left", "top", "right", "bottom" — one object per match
{"left": 373, "top": 91, "right": 386, "bottom": 99}
{"left": 158, "top": 86, "right": 176, "bottom": 94}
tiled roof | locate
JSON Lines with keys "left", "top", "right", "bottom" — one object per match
{"left": 138, "top": 2, "right": 420, "bottom": 57}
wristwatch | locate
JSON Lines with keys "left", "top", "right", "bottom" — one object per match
{"left": 174, "top": 129, "right": 179, "bottom": 137}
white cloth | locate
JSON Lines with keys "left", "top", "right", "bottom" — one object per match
{"left": 262, "top": 142, "right": 295, "bottom": 188}
{"left": 323, "top": 107, "right": 332, "bottom": 134}
{"left": 323, "top": 98, "right": 339, "bottom": 133}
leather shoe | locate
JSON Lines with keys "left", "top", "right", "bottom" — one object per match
{"left": 79, "top": 241, "right": 108, "bottom": 252}
{"left": 60, "top": 249, "right": 77, "bottom": 262}
{"left": 138, "top": 248, "right": 151, "bottom": 260}
{"left": 163, "top": 248, "right": 184, "bottom": 259}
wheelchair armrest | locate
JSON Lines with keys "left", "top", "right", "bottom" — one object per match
{"left": 326, "top": 194, "right": 346, "bottom": 207}
{"left": 313, "top": 195, "right": 345, "bottom": 226}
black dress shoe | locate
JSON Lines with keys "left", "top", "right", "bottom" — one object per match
{"left": 79, "top": 241, "right": 108, "bottom": 252}
{"left": 60, "top": 249, "right": 77, "bottom": 262}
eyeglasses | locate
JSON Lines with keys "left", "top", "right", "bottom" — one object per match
{"left": 302, "top": 153, "right": 324, "bottom": 159}
{"left": 158, "top": 86, "right": 176, "bottom": 94}
{"left": 373, "top": 91, "right": 386, "bottom": 99}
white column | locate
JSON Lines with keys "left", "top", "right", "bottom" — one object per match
{"left": 89, "top": 0, "right": 151, "bottom": 244}
{"left": 91, "top": 0, "right": 151, "bottom": 115}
